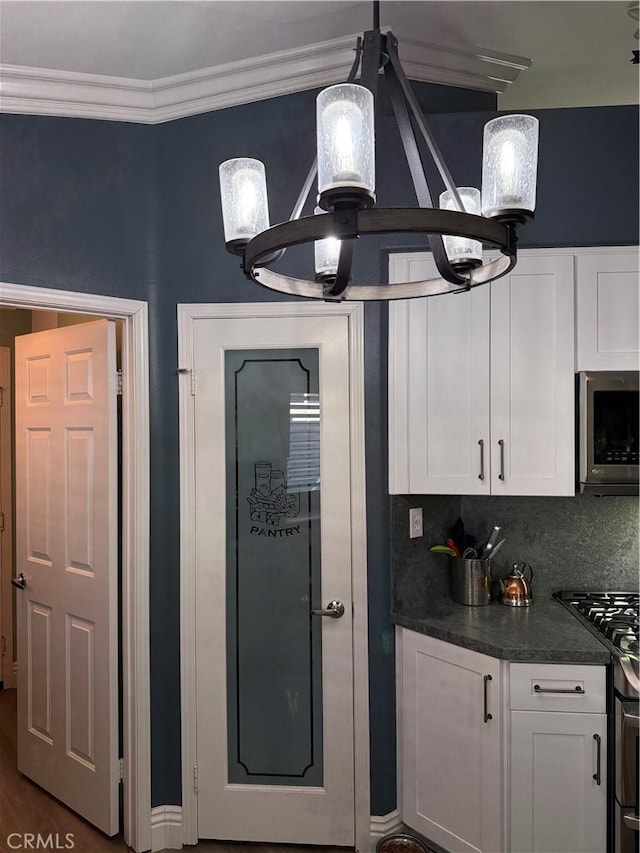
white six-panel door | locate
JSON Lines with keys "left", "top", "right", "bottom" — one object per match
{"left": 192, "top": 313, "right": 355, "bottom": 845}
{"left": 15, "top": 320, "right": 119, "bottom": 835}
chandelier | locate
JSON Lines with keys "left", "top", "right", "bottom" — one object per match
{"left": 218, "top": 2, "right": 539, "bottom": 302}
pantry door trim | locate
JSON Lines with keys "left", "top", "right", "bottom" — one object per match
{"left": 178, "top": 301, "right": 369, "bottom": 852}
{"left": 0, "top": 281, "right": 151, "bottom": 853}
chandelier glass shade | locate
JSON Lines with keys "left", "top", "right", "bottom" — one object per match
{"left": 439, "top": 187, "right": 483, "bottom": 268}
{"left": 218, "top": 11, "right": 539, "bottom": 302}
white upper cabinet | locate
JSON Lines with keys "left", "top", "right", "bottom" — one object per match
{"left": 389, "top": 255, "right": 490, "bottom": 495}
{"left": 576, "top": 250, "right": 640, "bottom": 371}
{"left": 490, "top": 254, "right": 575, "bottom": 496}
{"left": 389, "top": 250, "right": 575, "bottom": 496}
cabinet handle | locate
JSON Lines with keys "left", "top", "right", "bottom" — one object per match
{"left": 498, "top": 439, "right": 505, "bottom": 481}
{"left": 478, "top": 439, "right": 485, "bottom": 481}
{"left": 593, "top": 734, "right": 601, "bottom": 785}
{"left": 483, "top": 674, "right": 493, "bottom": 723}
{"left": 534, "top": 684, "right": 585, "bottom": 695}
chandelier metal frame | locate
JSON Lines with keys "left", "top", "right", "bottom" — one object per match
{"left": 230, "top": 4, "right": 531, "bottom": 302}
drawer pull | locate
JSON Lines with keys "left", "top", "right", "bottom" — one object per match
{"left": 593, "top": 734, "right": 601, "bottom": 786}
{"left": 534, "top": 684, "right": 585, "bottom": 695}
{"left": 483, "top": 674, "right": 493, "bottom": 723}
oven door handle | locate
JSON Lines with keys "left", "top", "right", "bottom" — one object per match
{"left": 622, "top": 811, "right": 640, "bottom": 832}
{"left": 621, "top": 700, "right": 640, "bottom": 729}
{"left": 619, "top": 655, "right": 640, "bottom": 695}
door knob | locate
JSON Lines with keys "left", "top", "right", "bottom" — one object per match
{"left": 11, "top": 572, "right": 26, "bottom": 591}
{"left": 311, "top": 600, "right": 345, "bottom": 618}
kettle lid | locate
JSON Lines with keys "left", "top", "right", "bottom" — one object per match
{"left": 505, "top": 561, "right": 533, "bottom": 582}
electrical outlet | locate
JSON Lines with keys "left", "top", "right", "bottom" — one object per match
{"left": 409, "top": 507, "right": 423, "bottom": 539}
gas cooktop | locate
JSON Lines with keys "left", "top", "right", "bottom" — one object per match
{"left": 553, "top": 590, "right": 639, "bottom": 662}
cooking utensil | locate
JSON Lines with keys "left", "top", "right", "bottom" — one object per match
{"left": 486, "top": 538, "right": 506, "bottom": 561}
{"left": 498, "top": 561, "right": 533, "bottom": 607}
{"left": 446, "top": 537, "right": 462, "bottom": 557}
{"left": 429, "top": 545, "right": 458, "bottom": 557}
{"left": 480, "top": 526, "right": 502, "bottom": 558}
{"left": 463, "top": 533, "right": 477, "bottom": 551}
{"left": 448, "top": 517, "right": 465, "bottom": 554}
{"left": 462, "top": 547, "right": 479, "bottom": 559}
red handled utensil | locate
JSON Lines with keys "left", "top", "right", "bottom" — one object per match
{"left": 446, "top": 537, "right": 462, "bottom": 557}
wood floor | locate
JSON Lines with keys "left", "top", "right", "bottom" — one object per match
{"left": 0, "top": 688, "right": 351, "bottom": 853}
{"left": 0, "top": 688, "right": 129, "bottom": 853}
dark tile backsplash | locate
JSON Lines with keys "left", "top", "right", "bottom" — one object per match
{"left": 392, "top": 493, "right": 639, "bottom": 610}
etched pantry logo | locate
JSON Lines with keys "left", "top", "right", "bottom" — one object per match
{"left": 247, "top": 460, "right": 300, "bottom": 537}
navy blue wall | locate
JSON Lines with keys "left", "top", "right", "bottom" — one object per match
{"left": 1, "top": 87, "right": 638, "bottom": 816}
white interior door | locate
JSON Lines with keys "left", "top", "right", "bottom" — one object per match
{"left": 193, "top": 313, "right": 355, "bottom": 845}
{"left": 14, "top": 319, "right": 119, "bottom": 835}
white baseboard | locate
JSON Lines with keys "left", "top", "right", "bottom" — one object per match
{"left": 370, "top": 809, "right": 402, "bottom": 839}
{"left": 151, "top": 805, "right": 183, "bottom": 852}
{"left": 150, "top": 804, "right": 400, "bottom": 851}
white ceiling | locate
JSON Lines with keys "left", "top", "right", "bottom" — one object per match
{"left": 0, "top": 0, "right": 637, "bottom": 110}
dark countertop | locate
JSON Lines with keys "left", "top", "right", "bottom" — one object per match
{"left": 392, "top": 596, "right": 611, "bottom": 663}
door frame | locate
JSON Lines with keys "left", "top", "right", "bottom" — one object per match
{"left": 0, "top": 346, "right": 15, "bottom": 688}
{"left": 0, "top": 282, "right": 151, "bottom": 853}
{"left": 178, "top": 302, "right": 370, "bottom": 851}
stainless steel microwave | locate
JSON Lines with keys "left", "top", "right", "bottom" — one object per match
{"left": 579, "top": 371, "right": 639, "bottom": 495}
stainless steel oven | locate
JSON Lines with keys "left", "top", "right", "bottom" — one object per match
{"left": 615, "top": 668, "right": 639, "bottom": 853}
{"left": 579, "top": 371, "right": 639, "bottom": 495}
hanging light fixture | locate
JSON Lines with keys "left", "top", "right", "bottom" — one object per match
{"left": 218, "top": 2, "right": 539, "bottom": 302}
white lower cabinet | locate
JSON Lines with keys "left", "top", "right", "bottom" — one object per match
{"left": 398, "top": 632, "right": 607, "bottom": 853}
{"left": 510, "top": 711, "right": 607, "bottom": 853}
{"left": 398, "top": 629, "right": 504, "bottom": 853}
{"left": 509, "top": 663, "right": 607, "bottom": 853}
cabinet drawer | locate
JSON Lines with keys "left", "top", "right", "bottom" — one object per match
{"left": 510, "top": 663, "right": 606, "bottom": 713}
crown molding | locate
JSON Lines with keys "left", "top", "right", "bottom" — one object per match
{"left": 0, "top": 29, "right": 530, "bottom": 125}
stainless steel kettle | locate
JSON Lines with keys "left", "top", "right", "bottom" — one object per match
{"left": 499, "top": 562, "right": 533, "bottom": 607}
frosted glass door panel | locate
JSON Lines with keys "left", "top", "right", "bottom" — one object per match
{"left": 225, "top": 350, "right": 322, "bottom": 786}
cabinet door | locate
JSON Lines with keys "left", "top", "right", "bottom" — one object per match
{"left": 490, "top": 254, "right": 575, "bottom": 495}
{"left": 510, "top": 711, "right": 607, "bottom": 853}
{"left": 576, "top": 250, "right": 640, "bottom": 370}
{"left": 399, "top": 629, "right": 503, "bottom": 853}
{"left": 389, "top": 254, "right": 490, "bottom": 494}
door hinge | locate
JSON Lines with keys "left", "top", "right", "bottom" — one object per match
{"left": 119, "top": 757, "right": 124, "bottom": 781}
{"left": 1, "top": 636, "right": 5, "bottom": 657}
{"left": 193, "top": 764, "right": 199, "bottom": 793}
{"left": 0, "top": 511, "right": 4, "bottom": 533}
{"left": 177, "top": 367, "right": 196, "bottom": 396}
{"left": 115, "top": 370, "right": 123, "bottom": 396}
{"left": 0, "top": 387, "right": 3, "bottom": 407}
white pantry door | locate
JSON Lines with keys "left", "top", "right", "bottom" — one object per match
{"left": 14, "top": 320, "right": 119, "bottom": 835}
{"left": 193, "top": 314, "right": 355, "bottom": 845}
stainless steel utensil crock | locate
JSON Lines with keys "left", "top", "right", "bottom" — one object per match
{"left": 449, "top": 557, "right": 492, "bottom": 606}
